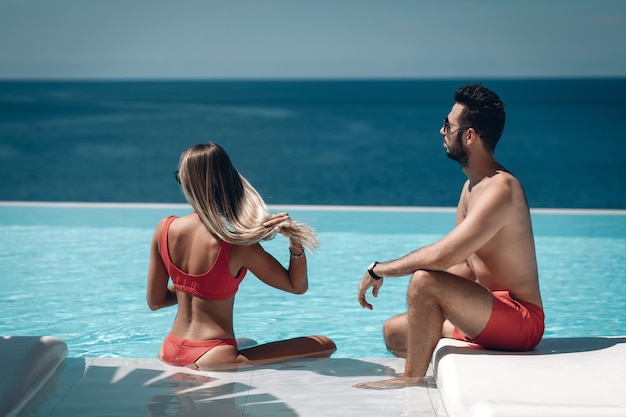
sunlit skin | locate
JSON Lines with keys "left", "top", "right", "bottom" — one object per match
{"left": 354, "top": 102, "right": 541, "bottom": 390}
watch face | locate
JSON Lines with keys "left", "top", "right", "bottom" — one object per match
{"left": 368, "top": 262, "right": 376, "bottom": 270}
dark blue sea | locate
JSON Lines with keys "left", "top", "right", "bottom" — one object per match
{"left": 1, "top": 79, "right": 625, "bottom": 209}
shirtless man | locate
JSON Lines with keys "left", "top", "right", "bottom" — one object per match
{"left": 355, "top": 84, "right": 544, "bottom": 389}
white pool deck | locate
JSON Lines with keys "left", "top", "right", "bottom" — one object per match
{"left": 2, "top": 336, "right": 626, "bottom": 417}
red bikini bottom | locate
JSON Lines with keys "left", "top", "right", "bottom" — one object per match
{"left": 159, "top": 333, "right": 238, "bottom": 366}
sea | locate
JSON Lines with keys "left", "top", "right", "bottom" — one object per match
{"left": 1, "top": 78, "right": 625, "bottom": 209}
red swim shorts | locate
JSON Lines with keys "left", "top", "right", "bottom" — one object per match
{"left": 159, "top": 333, "right": 238, "bottom": 367}
{"left": 452, "top": 291, "right": 545, "bottom": 351}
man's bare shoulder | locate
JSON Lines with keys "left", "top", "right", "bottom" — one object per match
{"left": 465, "top": 170, "right": 529, "bottom": 219}
{"left": 469, "top": 170, "right": 519, "bottom": 199}
{"left": 485, "top": 169, "right": 521, "bottom": 188}
{"left": 490, "top": 170, "right": 528, "bottom": 206}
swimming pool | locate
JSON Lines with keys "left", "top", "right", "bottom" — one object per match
{"left": 2, "top": 203, "right": 625, "bottom": 359}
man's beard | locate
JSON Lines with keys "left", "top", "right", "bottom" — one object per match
{"left": 445, "top": 130, "right": 469, "bottom": 167}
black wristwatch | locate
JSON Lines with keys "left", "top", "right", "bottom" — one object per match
{"left": 367, "top": 262, "right": 383, "bottom": 280}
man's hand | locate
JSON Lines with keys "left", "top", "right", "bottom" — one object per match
{"left": 357, "top": 273, "right": 384, "bottom": 310}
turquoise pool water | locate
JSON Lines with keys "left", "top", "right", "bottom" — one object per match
{"left": 2, "top": 203, "right": 625, "bottom": 359}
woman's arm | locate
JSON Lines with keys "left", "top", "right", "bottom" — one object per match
{"left": 243, "top": 242, "right": 309, "bottom": 294}
{"left": 146, "top": 219, "right": 178, "bottom": 310}
{"left": 238, "top": 213, "right": 310, "bottom": 294}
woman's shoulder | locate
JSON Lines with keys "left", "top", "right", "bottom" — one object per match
{"left": 230, "top": 241, "right": 263, "bottom": 253}
{"left": 157, "top": 215, "right": 178, "bottom": 225}
{"left": 154, "top": 215, "right": 176, "bottom": 232}
{"left": 229, "top": 242, "right": 265, "bottom": 263}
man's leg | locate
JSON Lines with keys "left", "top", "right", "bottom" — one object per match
{"left": 383, "top": 312, "right": 458, "bottom": 358}
{"left": 355, "top": 269, "right": 493, "bottom": 389}
{"left": 403, "top": 269, "right": 493, "bottom": 379}
{"left": 383, "top": 313, "right": 408, "bottom": 357}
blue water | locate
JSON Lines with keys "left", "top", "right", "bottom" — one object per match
{"left": 2, "top": 79, "right": 626, "bottom": 359}
{"left": 1, "top": 204, "right": 625, "bottom": 359}
{"left": 1, "top": 79, "right": 625, "bottom": 208}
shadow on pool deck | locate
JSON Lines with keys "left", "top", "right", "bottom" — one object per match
{"left": 6, "top": 336, "right": 626, "bottom": 417}
{"left": 10, "top": 352, "right": 445, "bottom": 417}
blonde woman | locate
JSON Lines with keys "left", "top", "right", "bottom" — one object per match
{"left": 147, "top": 143, "right": 336, "bottom": 370}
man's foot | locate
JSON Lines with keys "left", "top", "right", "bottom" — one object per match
{"left": 353, "top": 376, "right": 425, "bottom": 390}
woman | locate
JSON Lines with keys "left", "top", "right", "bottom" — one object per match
{"left": 147, "top": 143, "right": 336, "bottom": 370}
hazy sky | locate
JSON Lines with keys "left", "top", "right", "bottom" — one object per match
{"left": 1, "top": 0, "right": 625, "bottom": 79}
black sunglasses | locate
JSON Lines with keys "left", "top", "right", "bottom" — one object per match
{"left": 442, "top": 117, "right": 464, "bottom": 133}
{"left": 174, "top": 170, "right": 181, "bottom": 184}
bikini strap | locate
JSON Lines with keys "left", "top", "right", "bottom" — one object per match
{"left": 159, "top": 216, "right": 177, "bottom": 269}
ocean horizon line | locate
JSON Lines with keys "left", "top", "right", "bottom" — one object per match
{"left": 2, "top": 76, "right": 626, "bottom": 83}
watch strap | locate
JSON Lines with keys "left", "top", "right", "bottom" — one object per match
{"left": 367, "top": 262, "right": 383, "bottom": 280}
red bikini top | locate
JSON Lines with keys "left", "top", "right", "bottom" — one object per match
{"left": 159, "top": 216, "right": 246, "bottom": 300}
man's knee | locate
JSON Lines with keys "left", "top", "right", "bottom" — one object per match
{"left": 383, "top": 316, "right": 407, "bottom": 356}
{"left": 407, "top": 269, "right": 438, "bottom": 303}
{"left": 383, "top": 316, "right": 405, "bottom": 342}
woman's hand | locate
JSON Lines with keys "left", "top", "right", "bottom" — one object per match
{"left": 262, "top": 212, "right": 292, "bottom": 236}
{"left": 255, "top": 212, "right": 308, "bottom": 293}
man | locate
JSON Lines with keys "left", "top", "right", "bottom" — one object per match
{"left": 355, "top": 84, "right": 544, "bottom": 390}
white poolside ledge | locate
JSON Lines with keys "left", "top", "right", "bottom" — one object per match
{"left": 5, "top": 335, "right": 626, "bottom": 417}
{"left": 2, "top": 201, "right": 626, "bottom": 215}
{"left": 433, "top": 336, "right": 626, "bottom": 417}
{"left": 3, "top": 353, "right": 445, "bottom": 417}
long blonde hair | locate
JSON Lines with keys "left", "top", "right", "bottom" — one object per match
{"left": 176, "top": 143, "right": 319, "bottom": 250}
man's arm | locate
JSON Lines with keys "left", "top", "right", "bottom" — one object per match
{"left": 374, "top": 178, "right": 514, "bottom": 278}
{"left": 446, "top": 261, "right": 476, "bottom": 281}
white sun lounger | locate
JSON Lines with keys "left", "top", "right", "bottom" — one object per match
{"left": 433, "top": 336, "right": 626, "bottom": 417}
{"left": 0, "top": 336, "right": 67, "bottom": 417}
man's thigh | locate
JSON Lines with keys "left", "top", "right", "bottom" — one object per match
{"left": 416, "top": 270, "right": 494, "bottom": 340}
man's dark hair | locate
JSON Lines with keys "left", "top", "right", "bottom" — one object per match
{"left": 454, "top": 84, "right": 506, "bottom": 153}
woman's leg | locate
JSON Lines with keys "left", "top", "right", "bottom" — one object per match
{"left": 238, "top": 335, "right": 336, "bottom": 363}
{"left": 194, "top": 335, "right": 336, "bottom": 370}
